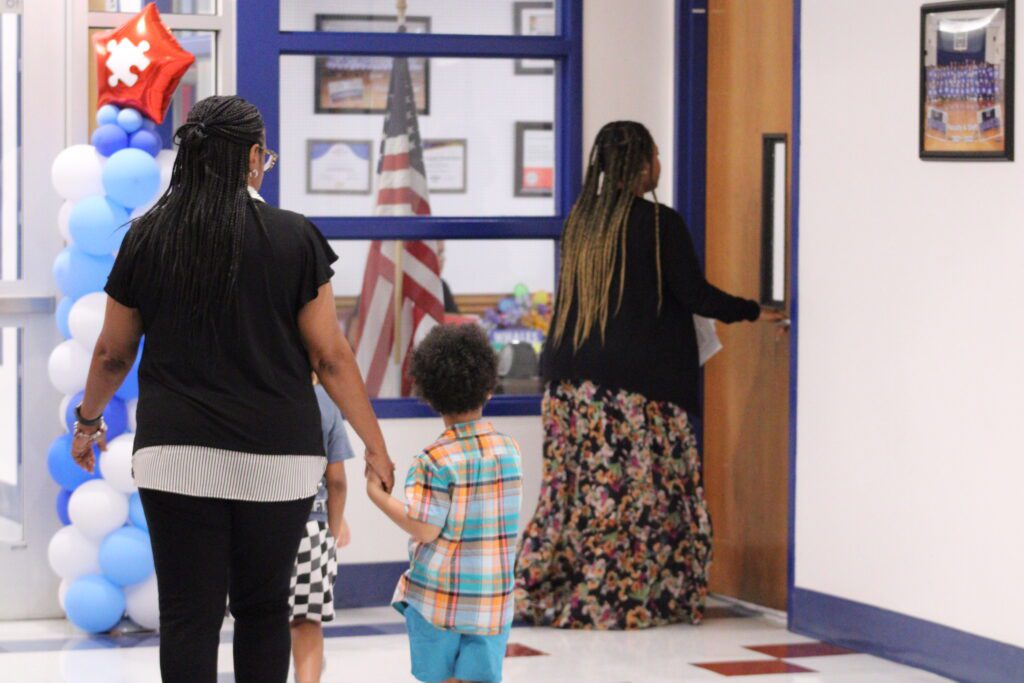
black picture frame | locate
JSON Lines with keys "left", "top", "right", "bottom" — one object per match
{"left": 760, "top": 134, "right": 788, "bottom": 309}
{"left": 513, "top": 1, "right": 555, "bottom": 75}
{"left": 515, "top": 122, "right": 554, "bottom": 197}
{"left": 920, "top": 0, "right": 1014, "bottom": 160}
{"left": 422, "top": 139, "right": 468, "bottom": 194}
{"left": 313, "top": 14, "right": 431, "bottom": 116}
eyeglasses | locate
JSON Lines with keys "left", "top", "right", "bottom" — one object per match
{"left": 262, "top": 147, "right": 278, "bottom": 172}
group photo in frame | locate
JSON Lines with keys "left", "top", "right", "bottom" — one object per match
{"left": 920, "top": 0, "right": 1015, "bottom": 160}
{"left": 514, "top": 2, "right": 555, "bottom": 75}
{"left": 314, "top": 14, "right": 431, "bottom": 115}
{"left": 515, "top": 122, "right": 554, "bottom": 197}
{"left": 306, "top": 139, "right": 373, "bottom": 195}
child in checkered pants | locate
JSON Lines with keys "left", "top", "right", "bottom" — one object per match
{"left": 367, "top": 325, "right": 523, "bottom": 683}
{"left": 289, "top": 375, "right": 354, "bottom": 683}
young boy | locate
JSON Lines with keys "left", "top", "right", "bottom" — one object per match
{"left": 366, "top": 325, "right": 523, "bottom": 683}
{"left": 289, "top": 377, "right": 354, "bottom": 683}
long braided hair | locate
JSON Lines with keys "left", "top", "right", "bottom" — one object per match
{"left": 122, "top": 95, "right": 264, "bottom": 334}
{"left": 550, "top": 121, "right": 661, "bottom": 351}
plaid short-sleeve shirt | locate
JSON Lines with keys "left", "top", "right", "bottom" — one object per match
{"left": 393, "top": 420, "right": 523, "bottom": 635}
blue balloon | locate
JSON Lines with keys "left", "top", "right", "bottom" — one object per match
{"left": 47, "top": 433, "right": 99, "bottom": 491}
{"left": 68, "top": 196, "right": 130, "bottom": 256}
{"left": 53, "top": 246, "right": 114, "bottom": 300}
{"left": 115, "top": 342, "right": 143, "bottom": 401}
{"left": 116, "top": 108, "right": 143, "bottom": 134}
{"left": 64, "top": 575, "right": 125, "bottom": 633}
{"left": 129, "top": 129, "right": 162, "bottom": 158}
{"left": 96, "top": 104, "right": 120, "bottom": 127}
{"left": 91, "top": 124, "right": 129, "bottom": 158}
{"left": 102, "top": 148, "right": 160, "bottom": 209}
{"left": 56, "top": 488, "right": 72, "bottom": 525}
{"left": 99, "top": 527, "right": 154, "bottom": 587}
{"left": 128, "top": 492, "right": 147, "bottom": 531}
{"left": 63, "top": 391, "right": 128, "bottom": 440}
{"left": 56, "top": 297, "right": 74, "bottom": 339}
{"left": 141, "top": 118, "right": 156, "bottom": 132}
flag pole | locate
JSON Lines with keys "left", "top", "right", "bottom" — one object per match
{"left": 397, "top": 0, "right": 407, "bottom": 27}
{"left": 393, "top": 241, "right": 403, "bottom": 364}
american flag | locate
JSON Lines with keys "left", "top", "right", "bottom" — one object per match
{"left": 352, "top": 55, "right": 444, "bottom": 397}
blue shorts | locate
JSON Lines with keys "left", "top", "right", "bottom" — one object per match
{"left": 402, "top": 605, "right": 510, "bottom": 683}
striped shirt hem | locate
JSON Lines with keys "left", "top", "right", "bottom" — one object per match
{"left": 133, "top": 445, "right": 326, "bottom": 502}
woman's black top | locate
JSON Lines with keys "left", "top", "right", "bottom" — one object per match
{"left": 105, "top": 201, "right": 338, "bottom": 456}
{"left": 543, "top": 199, "right": 759, "bottom": 416}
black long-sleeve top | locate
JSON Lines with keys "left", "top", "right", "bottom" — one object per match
{"left": 542, "top": 199, "right": 760, "bottom": 416}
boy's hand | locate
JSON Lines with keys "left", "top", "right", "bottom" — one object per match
{"left": 365, "top": 448, "right": 395, "bottom": 493}
{"left": 334, "top": 519, "right": 351, "bottom": 548}
{"left": 366, "top": 467, "right": 388, "bottom": 502}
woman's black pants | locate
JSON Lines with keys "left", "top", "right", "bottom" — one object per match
{"left": 139, "top": 488, "right": 313, "bottom": 683}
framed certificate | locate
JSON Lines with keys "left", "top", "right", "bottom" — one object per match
{"left": 314, "top": 15, "right": 431, "bottom": 115}
{"left": 423, "top": 139, "right": 468, "bottom": 194}
{"left": 515, "top": 122, "right": 554, "bottom": 197}
{"left": 514, "top": 2, "right": 555, "bottom": 75}
{"left": 306, "top": 140, "right": 373, "bottom": 195}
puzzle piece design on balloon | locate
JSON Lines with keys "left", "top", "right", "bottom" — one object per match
{"left": 105, "top": 38, "right": 152, "bottom": 88}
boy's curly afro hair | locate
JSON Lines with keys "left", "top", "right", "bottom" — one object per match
{"left": 408, "top": 324, "right": 498, "bottom": 416}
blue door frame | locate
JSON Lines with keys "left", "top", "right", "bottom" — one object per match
{"left": 676, "top": 3, "right": 1024, "bottom": 681}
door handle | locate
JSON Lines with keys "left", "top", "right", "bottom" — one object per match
{"left": 775, "top": 317, "right": 791, "bottom": 330}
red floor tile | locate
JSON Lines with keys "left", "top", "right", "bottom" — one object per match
{"left": 746, "top": 643, "right": 857, "bottom": 658}
{"left": 505, "top": 642, "right": 547, "bottom": 658}
{"left": 694, "top": 660, "right": 815, "bottom": 676}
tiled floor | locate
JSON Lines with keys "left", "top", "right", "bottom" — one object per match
{"left": 0, "top": 598, "right": 954, "bottom": 682}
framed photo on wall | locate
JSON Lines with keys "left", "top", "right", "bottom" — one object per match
{"left": 920, "top": 0, "right": 1015, "bottom": 160}
{"left": 514, "top": 2, "right": 555, "bottom": 75}
{"left": 515, "top": 122, "right": 554, "bottom": 197}
{"left": 306, "top": 139, "right": 373, "bottom": 195}
{"left": 314, "top": 15, "right": 431, "bottom": 115}
{"left": 423, "top": 139, "right": 468, "bottom": 194}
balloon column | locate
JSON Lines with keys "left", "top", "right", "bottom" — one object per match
{"left": 46, "top": 4, "right": 193, "bottom": 634}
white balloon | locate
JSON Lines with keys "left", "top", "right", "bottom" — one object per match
{"left": 51, "top": 145, "right": 105, "bottom": 201}
{"left": 47, "top": 340, "right": 92, "bottom": 396}
{"left": 68, "top": 480, "right": 129, "bottom": 541}
{"left": 58, "top": 578, "right": 70, "bottom": 611}
{"left": 59, "top": 394, "right": 72, "bottom": 431}
{"left": 59, "top": 201, "right": 75, "bottom": 243}
{"left": 68, "top": 292, "right": 107, "bottom": 352}
{"left": 126, "top": 399, "right": 138, "bottom": 433}
{"left": 125, "top": 573, "right": 159, "bottom": 631}
{"left": 99, "top": 433, "right": 136, "bottom": 494}
{"left": 156, "top": 149, "right": 175, "bottom": 197}
{"left": 47, "top": 525, "right": 101, "bottom": 581}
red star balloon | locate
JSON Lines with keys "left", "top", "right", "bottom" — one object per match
{"left": 93, "top": 4, "right": 195, "bottom": 124}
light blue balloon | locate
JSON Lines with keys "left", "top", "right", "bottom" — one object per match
{"left": 128, "top": 492, "right": 147, "bottom": 531}
{"left": 116, "top": 108, "right": 143, "bottom": 134}
{"left": 68, "top": 196, "right": 130, "bottom": 256}
{"left": 96, "top": 104, "right": 120, "bottom": 127}
{"left": 102, "top": 148, "right": 160, "bottom": 209}
{"left": 115, "top": 341, "right": 143, "bottom": 401}
{"left": 47, "top": 432, "right": 99, "bottom": 491}
{"left": 53, "top": 246, "right": 114, "bottom": 300}
{"left": 56, "top": 297, "right": 74, "bottom": 339}
{"left": 142, "top": 119, "right": 156, "bottom": 132}
{"left": 64, "top": 575, "right": 125, "bottom": 633}
{"left": 99, "top": 527, "right": 154, "bottom": 587}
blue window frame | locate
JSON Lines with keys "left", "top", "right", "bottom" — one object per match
{"left": 236, "top": 1, "right": 583, "bottom": 418}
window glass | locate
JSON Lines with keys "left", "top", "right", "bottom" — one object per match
{"left": 280, "top": 0, "right": 557, "bottom": 38}
{"left": 89, "top": 0, "right": 217, "bottom": 14}
{"left": 0, "top": 326, "right": 21, "bottom": 543}
{"left": 328, "top": 239, "right": 554, "bottom": 398}
{"left": 280, "top": 54, "right": 555, "bottom": 217}
{"left": 0, "top": 14, "right": 19, "bottom": 282}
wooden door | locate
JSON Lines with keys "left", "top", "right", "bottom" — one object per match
{"left": 703, "top": 0, "right": 793, "bottom": 610}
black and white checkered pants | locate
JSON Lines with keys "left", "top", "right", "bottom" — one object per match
{"left": 289, "top": 520, "right": 338, "bottom": 623}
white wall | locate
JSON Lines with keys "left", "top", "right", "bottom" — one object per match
{"left": 797, "top": 0, "right": 1024, "bottom": 649}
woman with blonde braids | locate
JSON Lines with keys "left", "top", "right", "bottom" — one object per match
{"left": 515, "top": 121, "right": 768, "bottom": 630}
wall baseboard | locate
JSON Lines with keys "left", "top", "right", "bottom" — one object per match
{"left": 334, "top": 561, "right": 408, "bottom": 609}
{"left": 790, "top": 588, "right": 1024, "bottom": 683}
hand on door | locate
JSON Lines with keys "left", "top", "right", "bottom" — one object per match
{"left": 758, "top": 307, "right": 787, "bottom": 323}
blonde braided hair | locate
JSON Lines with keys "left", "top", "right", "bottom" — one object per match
{"left": 551, "top": 121, "right": 662, "bottom": 351}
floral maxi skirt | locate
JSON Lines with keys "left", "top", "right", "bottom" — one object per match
{"left": 514, "top": 380, "right": 712, "bottom": 630}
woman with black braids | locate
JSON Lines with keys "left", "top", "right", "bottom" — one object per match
{"left": 515, "top": 121, "right": 769, "bottom": 630}
{"left": 70, "top": 95, "right": 393, "bottom": 682}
